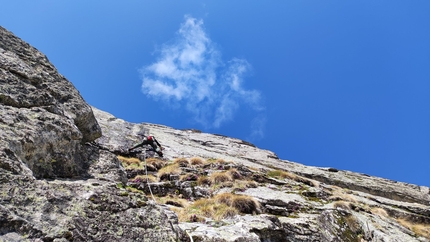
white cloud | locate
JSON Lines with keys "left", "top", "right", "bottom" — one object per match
{"left": 249, "top": 115, "right": 266, "bottom": 140}
{"left": 140, "top": 15, "right": 266, "bottom": 136}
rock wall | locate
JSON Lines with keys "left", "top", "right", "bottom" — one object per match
{"left": 92, "top": 107, "right": 430, "bottom": 242}
{"left": 0, "top": 26, "right": 187, "bottom": 241}
{"left": 0, "top": 26, "right": 101, "bottom": 179}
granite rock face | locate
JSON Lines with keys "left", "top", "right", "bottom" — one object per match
{"left": 93, "top": 107, "right": 430, "bottom": 242}
{"left": 0, "top": 26, "right": 187, "bottom": 242}
{"left": 0, "top": 26, "right": 101, "bottom": 179}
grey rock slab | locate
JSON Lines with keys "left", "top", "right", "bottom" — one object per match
{"left": 1, "top": 26, "right": 101, "bottom": 179}
{"left": 238, "top": 186, "right": 307, "bottom": 208}
{"left": 180, "top": 214, "right": 285, "bottom": 242}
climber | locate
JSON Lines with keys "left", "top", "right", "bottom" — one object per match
{"left": 128, "top": 135, "right": 164, "bottom": 157}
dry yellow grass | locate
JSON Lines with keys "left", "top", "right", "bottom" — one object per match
{"left": 180, "top": 173, "right": 198, "bottom": 181}
{"left": 328, "top": 186, "right": 357, "bottom": 203}
{"left": 267, "top": 169, "right": 297, "bottom": 180}
{"left": 179, "top": 198, "right": 238, "bottom": 222}
{"left": 146, "top": 157, "right": 166, "bottom": 170}
{"left": 170, "top": 193, "right": 260, "bottom": 222}
{"left": 206, "top": 158, "right": 227, "bottom": 164}
{"left": 398, "top": 219, "right": 430, "bottom": 239}
{"left": 333, "top": 201, "right": 352, "bottom": 210}
{"left": 231, "top": 180, "right": 258, "bottom": 192}
{"left": 370, "top": 207, "right": 389, "bottom": 218}
{"left": 174, "top": 157, "right": 190, "bottom": 167}
{"left": 190, "top": 157, "right": 205, "bottom": 166}
{"left": 226, "top": 168, "right": 241, "bottom": 180}
{"left": 214, "top": 193, "right": 260, "bottom": 214}
{"left": 214, "top": 193, "right": 234, "bottom": 205}
{"left": 197, "top": 175, "right": 211, "bottom": 186}
{"left": 157, "top": 163, "right": 181, "bottom": 181}
{"left": 118, "top": 156, "right": 141, "bottom": 167}
{"left": 267, "top": 169, "right": 317, "bottom": 187}
{"left": 210, "top": 171, "right": 232, "bottom": 184}
{"left": 158, "top": 196, "right": 190, "bottom": 208}
{"left": 131, "top": 174, "right": 158, "bottom": 183}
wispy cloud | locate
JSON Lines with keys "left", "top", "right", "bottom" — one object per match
{"left": 140, "top": 15, "right": 265, "bottom": 138}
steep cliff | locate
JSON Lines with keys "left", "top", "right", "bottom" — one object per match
{"left": 0, "top": 26, "right": 187, "bottom": 242}
{"left": 1, "top": 25, "right": 429, "bottom": 242}
{"left": 93, "top": 107, "right": 430, "bottom": 242}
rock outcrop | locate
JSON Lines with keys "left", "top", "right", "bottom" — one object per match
{"left": 0, "top": 26, "right": 187, "bottom": 241}
{"left": 93, "top": 107, "right": 430, "bottom": 242}
{"left": 1, "top": 25, "right": 429, "bottom": 242}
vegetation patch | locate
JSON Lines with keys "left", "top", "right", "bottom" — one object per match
{"left": 174, "top": 157, "right": 189, "bottom": 167}
{"left": 370, "top": 207, "right": 389, "bottom": 218}
{"left": 196, "top": 175, "right": 211, "bottom": 186}
{"left": 157, "top": 163, "right": 182, "bottom": 181}
{"left": 267, "top": 169, "right": 297, "bottom": 180}
{"left": 190, "top": 157, "right": 205, "bottom": 166}
{"left": 118, "top": 156, "right": 143, "bottom": 169}
{"left": 333, "top": 201, "right": 352, "bottom": 210}
{"left": 145, "top": 157, "right": 166, "bottom": 170}
{"left": 131, "top": 174, "right": 158, "bottom": 183}
{"left": 328, "top": 186, "right": 357, "bottom": 203}
{"left": 210, "top": 171, "right": 232, "bottom": 184}
{"left": 172, "top": 198, "right": 238, "bottom": 222}
{"left": 397, "top": 218, "right": 430, "bottom": 239}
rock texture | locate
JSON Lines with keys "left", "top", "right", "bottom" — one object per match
{"left": 1, "top": 25, "right": 430, "bottom": 242}
{"left": 93, "top": 107, "right": 430, "bottom": 242}
{"left": 0, "top": 26, "right": 101, "bottom": 179}
{"left": 0, "top": 26, "right": 187, "bottom": 241}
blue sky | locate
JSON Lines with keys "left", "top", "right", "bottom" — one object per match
{"left": 1, "top": 1, "right": 429, "bottom": 187}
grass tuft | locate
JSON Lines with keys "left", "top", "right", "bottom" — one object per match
{"left": 174, "top": 157, "right": 190, "bottom": 167}
{"left": 197, "top": 175, "right": 211, "bottom": 186}
{"left": 190, "top": 157, "right": 205, "bottom": 166}
{"left": 210, "top": 171, "right": 232, "bottom": 184}
{"left": 145, "top": 157, "right": 166, "bottom": 170}
{"left": 227, "top": 168, "right": 241, "bottom": 180}
{"left": 214, "top": 193, "right": 260, "bottom": 214}
{"left": 398, "top": 218, "right": 430, "bottom": 239}
{"left": 333, "top": 201, "right": 351, "bottom": 210}
{"left": 131, "top": 174, "right": 158, "bottom": 183}
{"left": 158, "top": 163, "right": 181, "bottom": 181}
{"left": 370, "top": 207, "right": 389, "bottom": 218}
{"left": 267, "top": 169, "right": 297, "bottom": 180}
{"left": 118, "top": 156, "right": 141, "bottom": 168}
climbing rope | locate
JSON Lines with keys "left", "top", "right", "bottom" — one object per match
{"left": 143, "top": 148, "right": 156, "bottom": 202}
